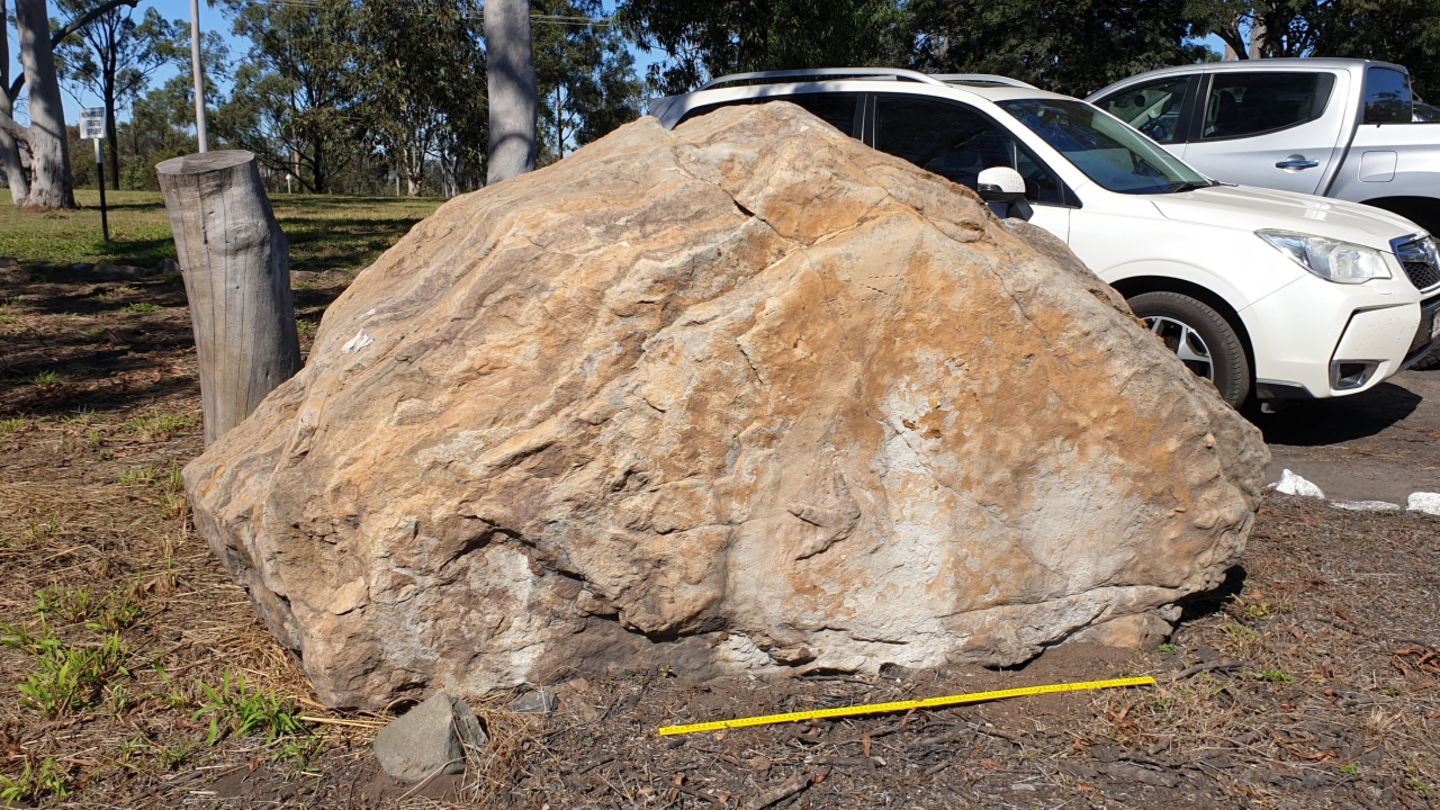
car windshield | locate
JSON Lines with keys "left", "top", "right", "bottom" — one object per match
{"left": 998, "top": 98, "right": 1212, "bottom": 194}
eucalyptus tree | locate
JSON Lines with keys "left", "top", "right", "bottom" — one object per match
{"left": 54, "top": 1, "right": 175, "bottom": 189}
{"left": 216, "top": 0, "right": 361, "bottom": 193}
{"left": 1313, "top": 0, "right": 1440, "bottom": 96}
{"left": 120, "top": 67, "right": 224, "bottom": 189}
{"left": 353, "top": 0, "right": 487, "bottom": 196}
{"left": 1182, "top": 0, "right": 1328, "bottom": 60}
{"left": 485, "top": 0, "right": 537, "bottom": 183}
{"left": 908, "top": 0, "right": 1209, "bottom": 96}
{"left": 533, "top": 0, "right": 642, "bottom": 165}
{"left": 2, "top": 0, "right": 138, "bottom": 208}
{"left": 613, "top": 0, "right": 909, "bottom": 93}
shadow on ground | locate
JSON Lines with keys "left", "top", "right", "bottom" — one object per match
{"left": 0, "top": 264, "right": 346, "bottom": 419}
{"left": 1254, "top": 381, "right": 1423, "bottom": 446}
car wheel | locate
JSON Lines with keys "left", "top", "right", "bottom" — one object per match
{"left": 1127, "top": 291, "right": 1251, "bottom": 407}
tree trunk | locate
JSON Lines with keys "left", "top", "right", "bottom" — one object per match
{"left": 0, "top": 127, "right": 26, "bottom": 203}
{"left": 15, "top": 0, "right": 76, "bottom": 209}
{"left": 485, "top": 0, "right": 536, "bottom": 184}
{"left": 0, "top": 0, "right": 28, "bottom": 202}
{"left": 1248, "top": 22, "right": 1267, "bottom": 59}
{"left": 157, "top": 150, "right": 302, "bottom": 447}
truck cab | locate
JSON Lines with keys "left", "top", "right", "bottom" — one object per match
{"left": 1089, "top": 58, "right": 1440, "bottom": 238}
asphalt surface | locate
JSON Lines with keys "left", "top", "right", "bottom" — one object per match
{"left": 1258, "top": 365, "right": 1440, "bottom": 505}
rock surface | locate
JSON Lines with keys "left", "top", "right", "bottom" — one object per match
{"left": 185, "top": 102, "right": 1269, "bottom": 709}
{"left": 372, "top": 692, "right": 487, "bottom": 782}
{"left": 508, "top": 690, "right": 559, "bottom": 714}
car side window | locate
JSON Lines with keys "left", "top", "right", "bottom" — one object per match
{"left": 874, "top": 95, "right": 1065, "bottom": 205}
{"left": 1364, "top": 67, "right": 1413, "bottom": 124}
{"left": 676, "top": 93, "right": 860, "bottom": 136}
{"left": 1201, "top": 72, "right": 1335, "bottom": 139}
{"left": 1094, "top": 76, "right": 1189, "bottom": 144}
{"left": 786, "top": 93, "right": 863, "bottom": 134}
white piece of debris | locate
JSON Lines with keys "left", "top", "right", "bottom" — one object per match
{"left": 1272, "top": 469, "right": 1324, "bottom": 499}
{"left": 1329, "top": 500, "right": 1401, "bottom": 512}
{"left": 1406, "top": 492, "right": 1440, "bottom": 516}
{"left": 342, "top": 329, "right": 375, "bottom": 354}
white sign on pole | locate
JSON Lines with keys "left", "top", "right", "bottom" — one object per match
{"left": 79, "top": 107, "right": 106, "bottom": 140}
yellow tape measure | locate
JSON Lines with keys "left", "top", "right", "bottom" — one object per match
{"left": 657, "top": 675, "right": 1156, "bottom": 736}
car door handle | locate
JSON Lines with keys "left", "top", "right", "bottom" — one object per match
{"left": 1275, "top": 158, "right": 1319, "bottom": 170}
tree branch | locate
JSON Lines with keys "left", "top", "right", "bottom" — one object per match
{"left": 0, "top": 107, "right": 28, "bottom": 143}
{"left": 7, "top": 0, "right": 139, "bottom": 102}
{"left": 52, "top": 0, "right": 139, "bottom": 48}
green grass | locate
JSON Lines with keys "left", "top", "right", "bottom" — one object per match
{"left": 0, "top": 622, "right": 130, "bottom": 717}
{"left": 0, "top": 756, "right": 69, "bottom": 804}
{"left": 120, "top": 412, "right": 196, "bottom": 441}
{"left": 192, "top": 671, "right": 304, "bottom": 745}
{"left": 0, "top": 189, "right": 443, "bottom": 273}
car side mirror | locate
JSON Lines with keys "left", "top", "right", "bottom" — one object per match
{"left": 977, "top": 166, "right": 1032, "bottom": 221}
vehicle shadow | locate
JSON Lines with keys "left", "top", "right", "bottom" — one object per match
{"left": 1252, "top": 381, "right": 1422, "bottom": 446}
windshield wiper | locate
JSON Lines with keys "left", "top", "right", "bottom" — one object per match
{"left": 1161, "top": 180, "right": 1216, "bottom": 193}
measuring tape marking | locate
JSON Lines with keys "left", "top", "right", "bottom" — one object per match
{"left": 657, "top": 675, "right": 1156, "bottom": 736}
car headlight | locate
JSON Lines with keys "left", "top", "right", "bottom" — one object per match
{"left": 1256, "top": 230, "right": 1392, "bottom": 284}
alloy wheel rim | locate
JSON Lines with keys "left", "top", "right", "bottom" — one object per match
{"left": 1144, "top": 315, "right": 1215, "bottom": 380}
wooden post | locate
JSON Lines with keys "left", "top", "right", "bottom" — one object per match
{"left": 157, "top": 150, "right": 301, "bottom": 447}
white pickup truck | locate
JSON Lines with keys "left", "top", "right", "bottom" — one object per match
{"left": 1089, "top": 58, "right": 1440, "bottom": 239}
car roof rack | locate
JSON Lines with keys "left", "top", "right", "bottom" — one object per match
{"left": 700, "top": 67, "right": 948, "bottom": 90}
{"left": 932, "top": 74, "right": 1038, "bottom": 89}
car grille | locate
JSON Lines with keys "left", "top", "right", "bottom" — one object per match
{"left": 1394, "top": 236, "right": 1440, "bottom": 291}
{"left": 1406, "top": 294, "right": 1440, "bottom": 361}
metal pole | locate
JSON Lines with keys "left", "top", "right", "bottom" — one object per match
{"left": 190, "top": 0, "right": 208, "bottom": 152}
{"left": 94, "top": 137, "right": 109, "bottom": 241}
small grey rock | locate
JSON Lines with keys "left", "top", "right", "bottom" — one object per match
{"left": 508, "top": 690, "right": 558, "bottom": 714}
{"left": 373, "top": 692, "right": 487, "bottom": 783}
{"left": 157, "top": 258, "right": 180, "bottom": 275}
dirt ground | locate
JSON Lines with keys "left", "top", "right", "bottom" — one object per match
{"left": 1261, "top": 372, "right": 1440, "bottom": 505}
{"left": 1, "top": 259, "right": 1438, "bottom": 809}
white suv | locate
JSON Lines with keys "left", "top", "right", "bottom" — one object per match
{"left": 649, "top": 69, "right": 1440, "bottom": 409}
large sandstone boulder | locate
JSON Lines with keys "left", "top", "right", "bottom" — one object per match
{"left": 186, "top": 102, "right": 1269, "bottom": 709}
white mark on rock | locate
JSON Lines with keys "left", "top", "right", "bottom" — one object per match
{"left": 1406, "top": 492, "right": 1440, "bottom": 516}
{"left": 342, "top": 330, "right": 375, "bottom": 354}
{"left": 1272, "top": 469, "right": 1324, "bottom": 499}
{"left": 1330, "top": 499, "right": 1401, "bottom": 512}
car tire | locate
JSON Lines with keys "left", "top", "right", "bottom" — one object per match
{"left": 1127, "top": 291, "right": 1251, "bottom": 407}
{"left": 1413, "top": 348, "right": 1440, "bottom": 371}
